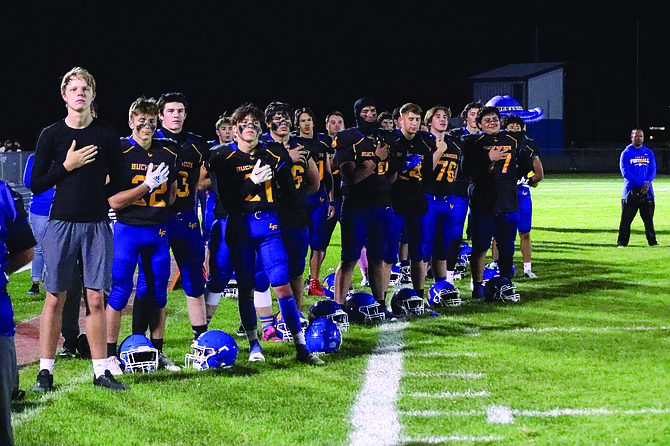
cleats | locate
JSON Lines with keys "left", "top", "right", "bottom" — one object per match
{"left": 296, "top": 350, "right": 325, "bottom": 366}
{"left": 248, "top": 343, "right": 265, "bottom": 362}
{"left": 58, "top": 345, "right": 78, "bottom": 359}
{"left": 261, "top": 326, "right": 282, "bottom": 342}
{"left": 308, "top": 279, "right": 326, "bottom": 297}
{"left": 236, "top": 324, "right": 246, "bottom": 337}
{"left": 27, "top": 283, "right": 40, "bottom": 295}
{"left": 158, "top": 353, "right": 181, "bottom": 372}
{"left": 93, "top": 370, "right": 129, "bottom": 391}
{"left": 524, "top": 271, "right": 538, "bottom": 279}
{"left": 32, "top": 369, "right": 53, "bottom": 393}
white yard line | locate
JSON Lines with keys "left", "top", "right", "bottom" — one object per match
{"left": 349, "top": 322, "right": 408, "bottom": 446}
{"left": 401, "top": 405, "right": 670, "bottom": 422}
{"left": 404, "top": 371, "right": 484, "bottom": 379}
{"left": 405, "top": 351, "right": 479, "bottom": 358}
{"left": 399, "top": 435, "right": 505, "bottom": 443}
{"left": 506, "top": 326, "right": 670, "bottom": 333}
{"left": 407, "top": 390, "right": 490, "bottom": 398}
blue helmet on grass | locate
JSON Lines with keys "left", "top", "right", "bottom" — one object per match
{"left": 308, "top": 299, "right": 349, "bottom": 332}
{"left": 119, "top": 334, "right": 158, "bottom": 373}
{"left": 305, "top": 318, "right": 342, "bottom": 354}
{"left": 185, "top": 330, "right": 238, "bottom": 370}
{"left": 428, "top": 280, "right": 462, "bottom": 308}
{"left": 345, "top": 292, "right": 385, "bottom": 323}
{"left": 391, "top": 288, "right": 425, "bottom": 316}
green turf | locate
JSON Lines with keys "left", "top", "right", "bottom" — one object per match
{"left": 10, "top": 174, "right": 670, "bottom": 445}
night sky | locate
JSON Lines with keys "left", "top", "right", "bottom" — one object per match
{"left": 3, "top": 1, "right": 669, "bottom": 149}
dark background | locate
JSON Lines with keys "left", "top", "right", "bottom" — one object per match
{"left": 3, "top": 1, "right": 669, "bottom": 149}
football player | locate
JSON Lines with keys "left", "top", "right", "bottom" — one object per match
{"left": 31, "top": 67, "right": 127, "bottom": 392}
{"left": 332, "top": 98, "right": 397, "bottom": 315}
{"left": 424, "top": 105, "right": 468, "bottom": 284}
{"left": 293, "top": 107, "right": 336, "bottom": 297}
{"left": 105, "top": 97, "right": 179, "bottom": 375}
{"left": 463, "top": 106, "right": 529, "bottom": 299}
{"left": 385, "top": 103, "right": 435, "bottom": 297}
{"left": 207, "top": 103, "right": 323, "bottom": 365}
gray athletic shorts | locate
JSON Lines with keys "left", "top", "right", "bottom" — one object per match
{"left": 42, "top": 220, "right": 113, "bottom": 294}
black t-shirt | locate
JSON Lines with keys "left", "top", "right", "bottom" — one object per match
{"left": 31, "top": 119, "right": 124, "bottom": 222}
{"left": 156, "top": 128, "right": 210, "bottom": 213}
{"left": 109, "top": 137, "right": 180, "bottom": 226}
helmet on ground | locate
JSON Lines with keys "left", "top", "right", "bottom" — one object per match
{"left": 185, "top": 330, "right": 238, "bottom": 370}
{"left": 275, "top": 311, "right": 309, "bottom": 341}
{"left": 308, "top": 299, "right": 349, "bottom": 332}
{"left": 428, "top": 280, "right": 462, "bottom": 307}
{"left": 305, "top": 318, "right": 342, "bottom": 353}
{"left": 389, "top": 264, "right": 402, "bottom": 287}
{"left": 483, "top": 276, "right": 520, "bottom": 303}
{"left": 459, "top": 243, "right": 472, "bottom": 265}
{"left": 345, "top": 292, "right": 385, "bottom": 323}
{"left": 223, "top": 274, "right": 238, "bottom": 299}
{"left": 119, "top": 334, "right": 158, "bottom": 373}
{"left": 482, "top": 267, "right": 500, "bottom": 284}
{"left": 322, "top": 273, "right": 335, "bottom": 299}
{"left": 391, "top": 288, "right": 425, "bottom": 316}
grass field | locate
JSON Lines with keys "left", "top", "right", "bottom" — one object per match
{"left": 9, "top": 174, "right": 670, "bottom": 446}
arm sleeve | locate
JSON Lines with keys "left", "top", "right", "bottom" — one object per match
{"left": 30, "top": 129, "right": 70, "bottom": 195}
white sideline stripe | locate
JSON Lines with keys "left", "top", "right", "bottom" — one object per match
{"left": 406, "top": 352, "right": 479, "bottom": 358}
{"left": 487, "top": 405, "right": 515, "bottom": 424}
{"left": 404, "top": 371, "right": 484, "bottom": 379}
{"left": 349, "top": 322, "right": 408, "bottom": 446}
{"left": 11, "top": 373, "right": 90, "bottom": 427}
{"left": 401, "top": 406, "right": 670, "bottom": 420}
{"left": 400, "top": 435, "right": 504, "bottom": 443}
{"left": 407, "top": 390, "right": 490, "bottom": 398}
{"left": 507, "top": 326, "right": 670, "bottom": 333}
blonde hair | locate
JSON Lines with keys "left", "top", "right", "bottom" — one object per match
{"left": 60, "top": 67, "right": 96, "bottom": 96}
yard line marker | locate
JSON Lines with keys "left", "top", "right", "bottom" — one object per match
{"left": 400, "top": 406, "right": 670, "bottom": 420}
{"left": 407, "top": 390, "right": 490, "bottom": 398}
{"left": 349, "top": 322, "right": 409, "bottom": 446}
{"left": 406, "top": 352, "right": 479, "bottom": 358}
{"left": 404, "top": 371, "right": 484, "bottom": 379}
{"left": 506, "top": 326, "right": 670, "bottom": 333}
{"left": 487, "top": 405, "right": 514, "bottom": 424}
{"left": 400, "top": 435, "right": 504, "bottom": 443}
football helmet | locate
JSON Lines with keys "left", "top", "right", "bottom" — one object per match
{"left": 305, "top": 318, "right": 342, "bottom": 354}
{"left": 322, "top": 273, "right": 335, "bottom": 299}
{"left": 459, "top": 242, "right": 472, "bottom": 265}
{"left": 428, "top": 280, "right": 462, "bottom": 307}
{"left": 391, "top": 288, "right": 425, "bottom": 316}
{"left": 222, "top": 274, "right": 238, "bottom": 299}
{"left": 389, "top": 264, "right": 402, "bottom": 287}
{"left": 185, "top": 330, "right": 238, "bottom": 370}
{"left": 482, "top": 267, "right": 500, "bottom": 284}
{"left": 308, "top": 299, "right": 349, "bottom": 332}
{"left": 345, "top": 292, "right": 385, "bottom": 323}
{"left": 482, "top": 276, "right": 520, "bottom": 303}
{"left": 275, "top": 311, "right": 309, "bottom": 341}
{"left": 119, "top": 334, "right": 158, "bottom": 373}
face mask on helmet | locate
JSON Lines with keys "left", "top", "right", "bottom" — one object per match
{"left": 345, "top": 292, "right": 385, "bottom": 323}
{"left": 185, "top": 330, "right": 238, "bottom": 371}
{"left": 275, "top": 311, "right": 309, "bottom": 341}
{"left": 391, "top": 288, "right": 425, "bottom": 316}
{"left": 222, "top": 275, "right": 238, "bottom": 299}
{"left": 119, "top": 334, "right": 158, "bottom": 373}
{"left": 428, "top": 280, "right": 462, "bottom": 308}
{"left": 308, "top": 299, "right": 349, "bottom": 332}
{"left": 305, "top": 318, "right": 342, "bottom": 354}
{"left": 483, "top": 276, "right": 520, "bottom": 303}
{"left": 389, "top": 264, "right": 402, "bottom": 287}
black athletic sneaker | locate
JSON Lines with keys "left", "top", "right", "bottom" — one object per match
{"left": 296, "top": 350, "right": 325, "bottom": 366}
{"left": 32, "top": 369, "right": 53, "bottom": 393}
{"left": 93, "top": 370, "right": 129, "bottom": 391}
{"left": 27, "top": 283, "right": 40, "bottom": 295}
{"left": 58, "top": 345, "right": 78, "bottom": 359}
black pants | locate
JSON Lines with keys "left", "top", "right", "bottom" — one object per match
{"left": 617, "top": 194, "right": 657, "bottom": 246}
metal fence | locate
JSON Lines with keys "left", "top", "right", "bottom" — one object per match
{"left": 0, "top": 151, "right": 31, "bottom": 186}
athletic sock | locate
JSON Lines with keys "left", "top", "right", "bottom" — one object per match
{"left": 151, "top": 338, "right": 163, "bottom": 353}
{"left": 39, "top": 358, "right": 55, "bottom": 374}
{"left": 524, "top": 262, "right": 532, "bottom": 273}
{"left": 277, "top": 295, "right": 303, "bottom": 341}
{"left": 192, "top": 324, "right": 208, "bottom": 339}
{"left": 92, "top": 358, "right": 107, "bottom": 378}
{"left": 106, "top": 343, "right": 118, "bottom": 358}
{"left": 259, "top": 315, "right": 274, "bottom": 331}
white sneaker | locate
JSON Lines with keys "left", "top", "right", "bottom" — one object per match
{"left": 524, "top": 271, "right": 538, "bottom": 279}
{"left": 248, "top": 351, "right": 266, "bottom": 362}
{"left": 107, "top": 356, "right": 124, "bottom": 376}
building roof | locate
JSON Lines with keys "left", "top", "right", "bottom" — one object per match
{"left": 470, "top": 62, "right": 568, "bottom": 81}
